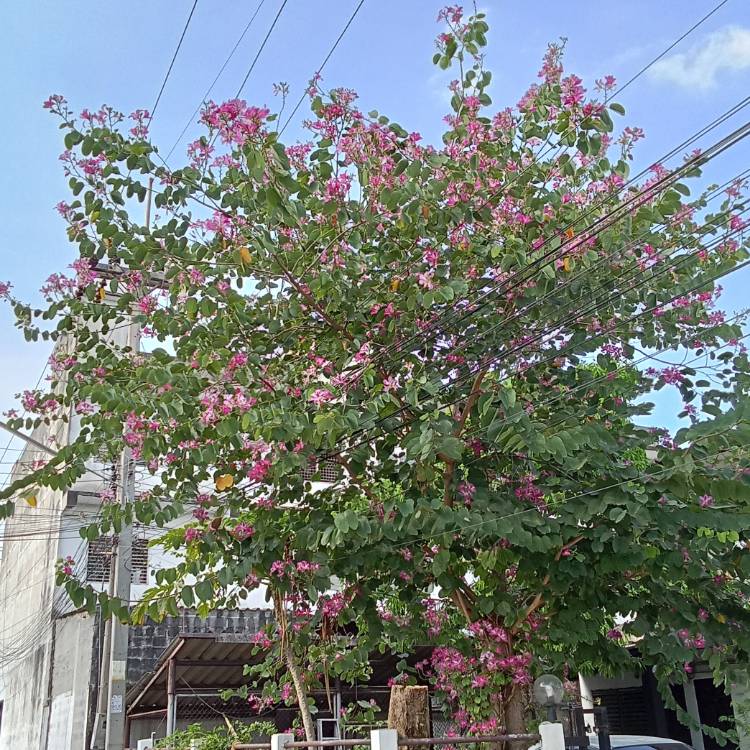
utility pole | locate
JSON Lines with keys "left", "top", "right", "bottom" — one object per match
{"left": 104, "top": 181, "right": 150, "bottom": 750}
{"left": 103, "top": 443, "right": 135, "bottom": 750}
{"left": 90, "top": 462, "right": 119, "bottom": 749}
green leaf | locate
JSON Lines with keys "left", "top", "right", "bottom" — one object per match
{"left": 437, "top": 436, "right": 465, "bottom": 461}
{"left": 195, "top": 579, "right": 214, "bottom": 602}
{"left": 180, "top": 586, "right": 195, "bottom": 607}
{"left": 432, "top": 549, "right": 450, "bottom": 577}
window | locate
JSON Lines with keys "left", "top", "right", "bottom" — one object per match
{"left": 86, "top": 534, "right": 149, "bottom": 584}
{"left": 130, "top": 536, "right": 149, "bottom": 584}
{"left": 301, "top": 459, "right": 341, "bottom": 483}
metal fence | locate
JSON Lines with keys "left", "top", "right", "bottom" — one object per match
{"left": 232, "top": 734, "right": 541, "bottom": 750}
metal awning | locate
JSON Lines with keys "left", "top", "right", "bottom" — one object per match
{"left": 127, "top": 633, "right": 434, "bottom": 716}
{"left": 127, "top": 632, "right": 265, "bottom": 713}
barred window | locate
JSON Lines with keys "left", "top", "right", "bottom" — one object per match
{"left": 300, "top": 459, "right": 341, "bottom": 483}
{"left": 86, "top": 534, "right": 149, "bottom": 584}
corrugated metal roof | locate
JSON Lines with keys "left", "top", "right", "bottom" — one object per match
{"left": 127, "top": 632, "right": 267, "bottom": 712}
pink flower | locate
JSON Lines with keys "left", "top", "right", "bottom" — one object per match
{"left": 232, "top": 522, "right": 255, "bottom": 541}
{"left": 43, "top": 94, "right": 66, "bottom": 110}
{"left": 607, "top": 628, "right": 623, "bottom": 640}
{"left": 61, "top": 555, "right": 75, "bottom": 576}
{"left": 200, "top": 99, "right": 270, "bottom": 146}
{"left": 324, "top": 174, "right": 352, "bottom": 201}
{"left": 137, "top": 295, "right": 157, "bottom": 315}
{"left": 98, "top": 487, "right": 116, "bottom": 503}
{"left": 699, "top": 494, "right": 714, "bottom": 508}
{"left": 75, "top": 401, "right": 95, "bottom": 415}
{"left": 247, "top": 458, "right": 271, "bottom": 482}
{"left": 309, "top": 388, "right": 334, "bottom": 406}
{"left": 20, "top": 391, "right": 40, "bottom": 411}
{"left": 457, "top": 481, "right": 475, "bottom": 505}
{"left": 185, "top": 528, "right": 203, "bottom": 543}
{"left": 296, "top": 560, "right": 320, "bottom": 574}
{"left": 561, "top": 74, "right": 585, "bottom": 107}
{"left": 320, "top": 593, "right": 347, "bottom": 619}
{"left": 251, "top": 631, "right": 273, "bottom": 649}
{"left": 423, "top": 247, "right": 439, "bottom": 267}
{"left": 270, "top": 560, "right": 286, "bottom": 577}
{"left": 595, "top": 75, "right": 617, "bottom": 93}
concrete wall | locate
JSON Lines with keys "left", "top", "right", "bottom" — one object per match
{"left": 0, "top": 638, "right": 53, "bottom": 750}
{"left": 0, "top": 469, "right": 66, "bottom": 749}
{"left": 45, "top": 612, "right": 96, "bottom": 750}
{"left": 0, "top": 347, "right": 101, "bottom": 749}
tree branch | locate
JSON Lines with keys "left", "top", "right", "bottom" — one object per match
{"left": 512, "top": 534, "right": 585, "bottom": 633}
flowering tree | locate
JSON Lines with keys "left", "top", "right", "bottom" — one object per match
{"left": 4, "top": 5, "right": 750, "bottom": 740}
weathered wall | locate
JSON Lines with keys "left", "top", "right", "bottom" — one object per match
{"left": 0, "top": 475, "right": 65, "bottom": 750}
{"left": 44, "top": 612, "right": 96, "bottom": 750}
{"left": 0, "top": 638, "right": 53, "bottom": 750}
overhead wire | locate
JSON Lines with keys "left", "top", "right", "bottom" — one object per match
{"left": 83, "top": 114, "right": 750, "bottom": 478}
{"left": 320, "top": 219, "right": 750, "bottom": 463}
{"left": 316, "top": 125, "right": 750, "bottom": 456}
{"left": 278, "top": 0, "right": 367, "bottom": 136}
{"left": 0, "top": 362, "right": 51, "bottom": 489}
{"left": 148, "top": 0, "right": 201, "bottom": 126}
{"left": 366, "top": 97, "right": 750, "bottom": 373}
{"left": 234, "top": 0, "right": 290, "bottom": 98}
{"left": 163, "top": 0, "right": 267, "bottom": 163}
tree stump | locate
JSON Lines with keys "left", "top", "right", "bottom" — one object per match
{"left": 388, "top": 685, "right": 430, "bottom": 749}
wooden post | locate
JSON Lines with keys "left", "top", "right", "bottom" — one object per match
{"left": 387, "top": 685, "right": 430, "bottom": 748}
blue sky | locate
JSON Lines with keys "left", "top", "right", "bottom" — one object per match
{"left": 1, "top": 0, "right": 749, "bottom": 445}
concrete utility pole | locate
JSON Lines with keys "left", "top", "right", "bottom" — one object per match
{"left": 105, "top": 179, "right": 151, "bottom": 749}
{"left": 104, "top": 444, "right": 135, "bottom": 750}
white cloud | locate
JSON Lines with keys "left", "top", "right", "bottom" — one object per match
{"left": 650, "top": 25, "right": 750, "bottom": 91}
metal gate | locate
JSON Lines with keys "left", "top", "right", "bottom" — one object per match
{"left": 559, "top": 704, "right": 612, "bottom": 750}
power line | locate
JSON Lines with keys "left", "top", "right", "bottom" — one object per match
{"left": 0, "top": 362, "right": 50, "bottom": 489}
{"left": 367, "top": 97, "right": 750, "bottom": 374}
{"left": 323, "top": 113, "right": 750, "bottom": 455}
{"left": 148, "top": 0, "right": 201, "bottom": 125}
{"left": 235, "top": 0, "right": 290, "bottom": 98}
{"left": 279, "top": 0, "right": 367, "bottom": 136}
{"left": 164, "top": 0, "right": 267, "bottom": 162}
{"left": 114, "top": 114, "right": 750, "bottom": 464}
{"left": 322, "top": 224, "right": 750, "bottom": 464}
{"left": 612, "top": 0, "right": 731, "bottom": 100}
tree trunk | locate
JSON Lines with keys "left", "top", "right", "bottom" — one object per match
{"left": 504, "top": 686, "right": 527, "bottom": 750}
{"left": 285, "top": 645, "right": 317, "bottom": 743}
{"left": 388, "top": 685, "right": 430, "bottom": 749}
